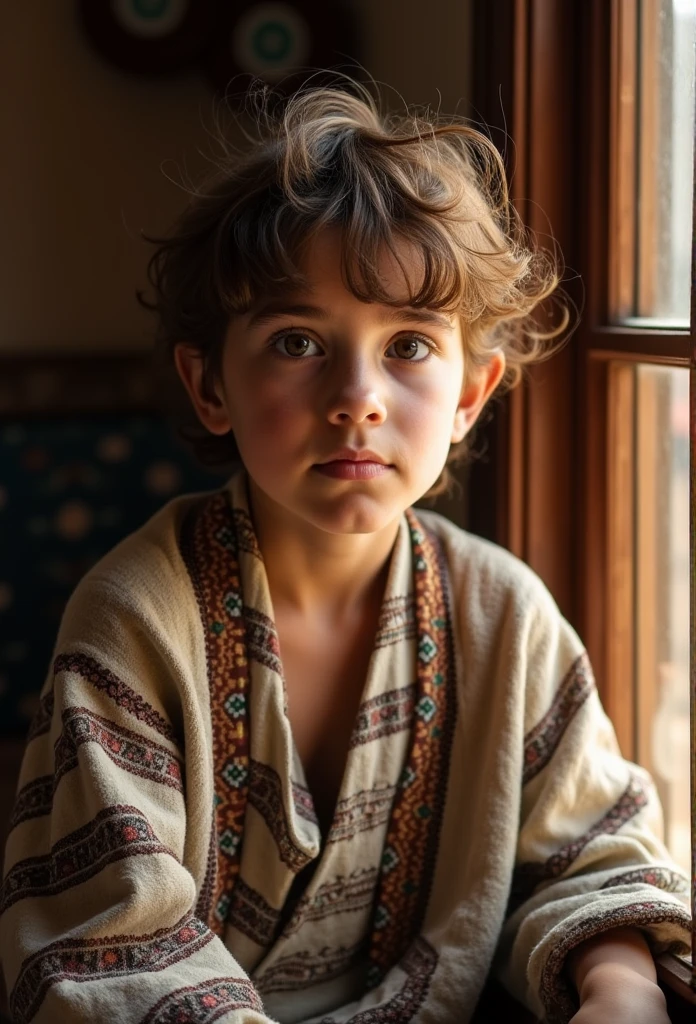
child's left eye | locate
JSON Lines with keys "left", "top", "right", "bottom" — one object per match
{"left": 386, "top": 335, "right": 433, "bottom": 361}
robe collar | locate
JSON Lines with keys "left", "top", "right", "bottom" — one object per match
{"left": 181, "top": 471, "right": 457, "bottom": 988}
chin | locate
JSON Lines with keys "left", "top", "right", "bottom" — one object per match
{"left": 305, "top": 494, "right": 404, "bottom": 535}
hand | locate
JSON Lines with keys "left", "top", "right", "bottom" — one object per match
{"left": 569, "top": 963, "right": 671, "bottom": 1024}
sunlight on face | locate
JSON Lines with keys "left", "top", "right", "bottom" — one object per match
{"left": 216, "top": 226, "right": 470, "bottom": 536}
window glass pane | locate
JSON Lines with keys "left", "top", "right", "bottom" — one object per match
{"left": 634, "top": 0, "right": 695, "bottom": 325}
{"left": 635, "top": 364, "right": 689, "bottom": 873}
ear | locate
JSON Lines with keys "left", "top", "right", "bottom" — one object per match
{"left": 451, "top": 352, "right": 506, "bottom": 444}
{"left": 173, "top": 343, "right": 233, "bottom": 436}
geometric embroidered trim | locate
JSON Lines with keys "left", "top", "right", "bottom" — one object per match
{"left": 1, "top": 804, "right": 176, "bottom": 915}
{"left": 509, "top": 772, "right": 651, "bottom": 912}
{"left": 11, "top": 709, "right": 184, "bottom": 831}
{"left": 320, "top": 936, "right": 439, "bottom": 1024}
{"left": 255, "top": 937, "right": 368, "bottom": 994}
{"left": 366, "top": 513, "right": 457, "bottom": 987}
{"left": 326, "top": 785, "right": 399, "bottom": 846}
{"left": 10, "top": 913, "right": 215, "bottom": 1024}
{"left": 227, "top": 876, "right": 281, "bottom": 948}
{"left": 522, "top": 651, "right": 594, "bottom": 786}
{"left": 600, "top": 865, "right": 689, "bottom": 895}
{"left": 282, "top": 867, "right": 380, "bottom": 936}
{"left": 538, "top": 900, "right": 691, "bottom": 1024}
{"left": 139, "top": 976, "right": 264, "bottom": 1023}
{"left": 349, "top": 683, "right": 417, "bottom": 750}
{"left": 53, "top": 652, "right": 179, "bottom": 745}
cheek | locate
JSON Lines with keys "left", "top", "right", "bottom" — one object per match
{"left": 395, "top": 373, "right": 462, "bottom": 441}
{"left": 229, "top": 376, "right": 310, "bottom": 446}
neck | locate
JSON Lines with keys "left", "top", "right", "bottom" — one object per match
{"left": 246, "top": 479, "right": 401, "bottom": 621}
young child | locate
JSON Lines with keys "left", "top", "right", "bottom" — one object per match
{"left": 0, "top": 83, "right": 690, "bottom": 1024}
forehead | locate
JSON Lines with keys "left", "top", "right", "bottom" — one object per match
{"left": 244, "top": 225, "right": 456, "bottom": 331}
{"left": 243, "top": 224, "right": 455, "bottom": 332}
{"left": 300, "top": 224, "right": 424, "bottom": 299}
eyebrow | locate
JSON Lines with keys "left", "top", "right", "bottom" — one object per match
{"left": 246, "top": 301, "right": 454, "bottom": 331}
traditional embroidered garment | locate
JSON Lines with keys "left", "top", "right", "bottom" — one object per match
{"left": 0, "top": 471, "right": 690, "bottom": 1024}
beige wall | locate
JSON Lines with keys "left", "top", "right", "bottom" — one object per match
{"left": 350, "top": 0, "right": 472, "bottom": 114}
{"left": 1, "top": 4, "right": 214, "bottom": 355}
{"left": 0, "top": 2, "right": 472, "bottom": 356}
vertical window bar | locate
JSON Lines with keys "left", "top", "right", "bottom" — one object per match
{"left": 689, "top": 70, "right": 696, "bottom": 984}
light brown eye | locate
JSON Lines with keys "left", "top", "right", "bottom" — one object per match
{"left": 274, "top": 333, "right": 321, "bottom": 357}
{"left": 284, "top": 334, "right": 309, "bottom": 356}
{"left": 388, "top": 336, "right": 430, "bottom": 361}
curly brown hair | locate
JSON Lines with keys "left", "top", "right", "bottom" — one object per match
{"left": 139, "top": 79, "right": 570, "bottom": 497}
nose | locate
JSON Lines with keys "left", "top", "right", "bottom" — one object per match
{"left": 325, "top": 358, "right": 387, "bottom": 426}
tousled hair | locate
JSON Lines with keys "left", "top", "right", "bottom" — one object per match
{"left": 139, "top": 79, "right": 570, "bottom": 497}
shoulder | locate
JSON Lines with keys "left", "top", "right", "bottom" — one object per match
{"left": 413, "top": 506, "right": 558, "bottom": 618}
{"left": 412, "top": 508, "right": 586, "bottom": 717}
{"left": 60, "top": 484, "right": 226, "bottom": 634}
{"left": 46, "top": 485, "right": 229, "bottom": 727}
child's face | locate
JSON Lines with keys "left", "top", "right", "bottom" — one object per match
{"left": 176, "top": 226, "right": 505, "bottom": 536}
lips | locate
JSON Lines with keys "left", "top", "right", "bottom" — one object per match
{"left": 313, "top": 459, "right": 392, "bottom": 480}
{"left": 318, "top": 448, "right": 389, "bottom": 465}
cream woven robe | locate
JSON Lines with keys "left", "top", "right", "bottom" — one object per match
{"left": 0, "top": 471, "right": 690, "bottom": 1024}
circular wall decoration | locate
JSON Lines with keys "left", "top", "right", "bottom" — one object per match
{"left": 78, "top": 0, "right": 218, "bottom": 74}
{"left": 110, "top": 0, "right": 188, "bottom": 38}
{"left": 78, "top": 0, "right": 357, "bottom": 92}
{"left": 230, "top": 3, "right": 310, "bottom": 80}
{"left": 203, "top": 1, "right": 356, "bottom": 95}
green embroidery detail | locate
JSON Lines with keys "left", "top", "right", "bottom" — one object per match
{"left": 224, "top": 693, "right": 246, "bottom": 718}
{"left": 418, "top": 633, "right": 437, "bottom": 663}
{"left": 221, "top": 759, "right": 248, "bottom": 789}
{"left": 215, "top": 893, "right": 231, "bottom": 921}
{"left": 223, "top": 591, "right": 243, "bottom": 618}
{"left": 210, "top": 620, "right": 225, "bottom": 636}
{"left": 373, "top": 904, "right": 390, "bottom": 929}
{"left": 381, "top": 845, "right": 400, "bottom": 874}
{"left": 415, "top": 695, "right": 437, "bottom": 722}
{"left": 219, "top": 828, "right": 241, "bottom": 857}
{"left": 214, "top": 525, "right": 236, "bottom": 552}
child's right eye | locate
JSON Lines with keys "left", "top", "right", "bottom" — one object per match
{"left": 272, "top": 332, "right": 322, "bottom": 358}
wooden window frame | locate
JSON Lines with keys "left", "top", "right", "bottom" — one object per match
{"left": 472, "top": 0, "right": 694, "bottom": 1012}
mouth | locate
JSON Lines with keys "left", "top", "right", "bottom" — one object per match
{"left": 317, "top": 449, "right": 389, "bottom": 466}
{"left": 312, "top": 452, "right": 393, "bottom": 481}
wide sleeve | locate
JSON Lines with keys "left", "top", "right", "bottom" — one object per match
{"left": 0, "top": 565, "right": 276, "bottom": 1024}
{"left": 492, "top": 586, "right": 691, "bottom": 1024}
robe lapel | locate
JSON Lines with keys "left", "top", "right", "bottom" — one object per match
{"left": 181, "top": 473, "right": 457, "bottom": 995}
{"left": 366, "top": 510, "right": 458, "bottom": 988}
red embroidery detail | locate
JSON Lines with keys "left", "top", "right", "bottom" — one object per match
{"left": 53, "top": 653, "right": 178, "bottom": 743}
{"left": 139, "top": 976, "right": 264, "bottom": 1023}
{"left": 180, "top": 496, "right": 253, "bottom": 934}
{"left": 366, "top": 511, "right": 457, "bottom": 984}
{"left": 2, "top": 806, "right": 175, "bottom": 915}
{"left": 10, "top": 708, "right": 184, "bottom": 833}
{"left": 10, "top": 914, "right": 213, "bottom": 1023}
